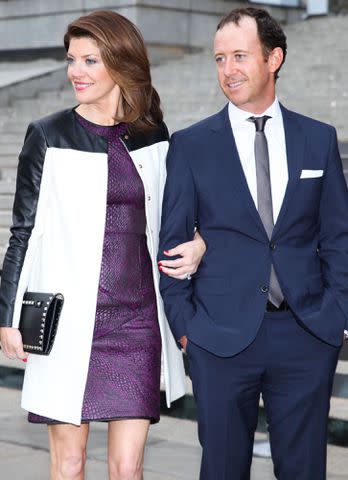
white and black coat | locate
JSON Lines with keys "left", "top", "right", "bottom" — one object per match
{"left": 0, "top": 108, "right": 186, "bottom": 424}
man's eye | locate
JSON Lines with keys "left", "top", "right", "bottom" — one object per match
{"left": 215, "top": 56, "right": 224, "bottom": 64}
{"left": 235, "top": 54, "right": 246, "bottom": 61}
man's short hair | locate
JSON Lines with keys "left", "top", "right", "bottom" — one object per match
{"left": 217, "top": 7, "right": 287, "bottom": 80}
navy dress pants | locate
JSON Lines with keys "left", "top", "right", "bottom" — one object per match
{"left": 186, "top": 311, "right": 340, "bottom": 480}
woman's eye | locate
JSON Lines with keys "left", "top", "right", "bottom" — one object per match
{"left": 66, "top": 57, "right": 74, "bottom": 65}
{"left": 86, "top": 58, "right": 97, "bottom": 65}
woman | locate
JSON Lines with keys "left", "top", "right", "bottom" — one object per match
{"left": 0, "top": 10, "right": 205, "bottom": 480}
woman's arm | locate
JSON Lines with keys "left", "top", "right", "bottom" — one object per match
{"left": 158, "top": 231, "right": 206, "bottom": 280}
{"left": 0, "top": 122, "right": 47, "bottom": 359}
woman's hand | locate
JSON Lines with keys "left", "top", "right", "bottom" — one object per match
{"left": 159, "top": 231, "right": 206, "bottom": 280}
{"left": 0, "top": 327, "right": 27, "bottom": 360}
{"left": 179, "top": 335, "right": 188, "bottom": 351}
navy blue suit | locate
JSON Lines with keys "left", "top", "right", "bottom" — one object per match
{"left": 159, "top": 105, "right": 348, "bottom": 479}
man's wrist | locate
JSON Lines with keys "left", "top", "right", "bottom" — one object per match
{"left": 344, "top": 329, "right": 348, "bottom": 340}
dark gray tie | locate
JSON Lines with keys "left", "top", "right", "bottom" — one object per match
{"left": 248, "top": 116, "right": 284, "bottom": 307}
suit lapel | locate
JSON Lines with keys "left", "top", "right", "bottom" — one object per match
{"left": 212, "top": 104, "right": 306, "bottom": 240}
{"left": 211, "top": 106, "right": 267, "bottom": 239}
{"left": 272, "top": 105, "right": 306, "bottom": 238}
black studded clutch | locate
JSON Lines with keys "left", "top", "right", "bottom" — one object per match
{"left": 19, "top": 292, "right": 64, "bottom": 355}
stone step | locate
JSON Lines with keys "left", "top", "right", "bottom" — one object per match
{"left": 3, "top": 106, "right": 66, "bottom": 120}
{"left": 0, "top": 107, "right": 22, "bottom": 118}
{"left": 10, "top": 94, "right": 71, "bottom": 107}
{"left": 0, "top": 144, "right": 20, "bottom": 155}
{"left": 0, "top": 248, "right": 5, "bottom": 266}
{"left": 0, "top": 155, "right": 18, "bottom": 167}
{"left": 0, "top": 194, "right": 14, "bottom": 210}
{"left": 37, "top": 89, "right": 65, "bottom": 101}
{"left": 162, "top": 101, "right": 222, "bottom": 112}
{"left": 0, "top": 227, "right": 10, "bottom": 248}
{"left": 0, "top": 181, "right": 15, "bottom": 195}
{"left": 0, "top": 166, "right": 16, "bottom": 180}
{"left": 0, "top": 124, "right": 29, "bottom": 134}
{"left": 0, "top": 143, "right": 22, "bottom": 153}
{"left": 0, "top": 211, "right": 11, "bottom": 227}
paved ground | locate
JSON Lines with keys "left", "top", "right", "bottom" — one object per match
{"left": 0, "top": 386, "right": 347, "bottom": 479}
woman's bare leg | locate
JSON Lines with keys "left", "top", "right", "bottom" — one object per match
{"left": 108, "top": 419, "right": 150, "bottom": 480}
{"left": 48, "top": 423, "right": 89, "bottom": 480}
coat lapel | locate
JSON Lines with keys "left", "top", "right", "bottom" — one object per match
{"left": 272, "top": 105, "right": 306, "bottom": 238}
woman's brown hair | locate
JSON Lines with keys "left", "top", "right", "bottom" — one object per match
{"left": 64, "top": 10, "right": 163, "bottom": 132}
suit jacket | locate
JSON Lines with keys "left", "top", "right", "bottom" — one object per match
{"left": 159, "top": 104, "right": 348, "bottom": 357}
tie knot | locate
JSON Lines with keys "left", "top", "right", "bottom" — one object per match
{"left": 248, "top": 115, "right": 271, "bottom": 132}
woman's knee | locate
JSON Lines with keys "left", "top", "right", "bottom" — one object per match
{"left": 51, "top": 450, "right": 87, "bottom": 479}
{"left": 49, "top": 423, "right": 89, "bottom": 479}
{"left": 109, "top": 457, "right": 143, "bottom": 480}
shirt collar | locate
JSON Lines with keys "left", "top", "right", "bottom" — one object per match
{"left": 228, "top": 98, "right": 281, "bottom": 127}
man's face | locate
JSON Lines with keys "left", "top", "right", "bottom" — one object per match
{"left": 214, "top": 16, "right": 281, "bottom": 114}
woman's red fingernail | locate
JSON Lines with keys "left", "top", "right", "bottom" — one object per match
{"left": 164, "top": 250, "right": 169, "bottom": 254}
{"left": 22, "top": 358, "right": 27, "bottom": 363}
{"left": 158, "top": 261, "right": 163, "bottom": 266}
{"left": 159, "top": 267, "right": 163, "bottom": 271}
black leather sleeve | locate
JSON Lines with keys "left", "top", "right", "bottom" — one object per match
{"left": 0, "top": 121, "right": 47, "bottom": 327}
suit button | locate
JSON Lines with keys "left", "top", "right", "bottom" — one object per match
{"left": 139, "top": 164, "right": 143, "bottom": 169}
{"left": 260, "top": 285, "right": 269, "bottom": 293}
{"left": 147, "top": 195, "right": 151, "bottom": 201}
{"left": 270, "top": 242, "right": 275, "bottom": 250}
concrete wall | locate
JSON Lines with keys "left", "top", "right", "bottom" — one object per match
{"left": 0, "top": 1, "right": 136, "bottom": 52}
{"left": 0, "top": 0, "right": 239, "bottom": 55}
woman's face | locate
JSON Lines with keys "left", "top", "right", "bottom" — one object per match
{"left": 67, "top": 36, "right": 121, "bottom": 108}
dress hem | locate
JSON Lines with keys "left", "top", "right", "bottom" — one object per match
{"left": 28, "top": 414, "right": 159, "bottom": 425}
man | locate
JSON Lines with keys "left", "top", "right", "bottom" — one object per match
{"left": 158, "top": 7, "right": 348, "bottom": 480}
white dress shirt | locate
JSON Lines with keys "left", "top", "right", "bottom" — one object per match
{"left": 228, "top": 98, "right": 288, "bottom": 223}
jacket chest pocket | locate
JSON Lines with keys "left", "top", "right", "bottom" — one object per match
{"left": 297, "top": 177, "right": 323, "bottom": 213}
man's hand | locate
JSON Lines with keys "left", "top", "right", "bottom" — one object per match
{"left": 179, "top": 335, "right": 188, "bottom": 351}
{"left": 0, "top": 327, "right": 27, "bottom": 360}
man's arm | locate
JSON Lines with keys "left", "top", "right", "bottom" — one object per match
{"left": 318, "top": 127, "right": 348, "bottom": 330}
{"left": 158, "top": 132, "right": 198, "bottom": 342}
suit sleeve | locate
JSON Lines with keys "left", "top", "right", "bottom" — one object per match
{"left": 158, "top": 132, "right": 198, "bottom": 341}
{"left": 318, "top": 127, "right": 348, "bottom": 329}
{"left": 0, "top": 122, "right": 47, "bottom": 327}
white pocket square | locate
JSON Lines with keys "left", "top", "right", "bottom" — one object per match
{"left": 300, "top": 169, "right": 324, "bottom": 179}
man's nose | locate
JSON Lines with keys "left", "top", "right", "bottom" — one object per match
{"left": 223, "top": 57, "right": 237, "bottom": 77}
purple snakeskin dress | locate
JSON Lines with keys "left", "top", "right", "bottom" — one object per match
{"left": 29, "top": 112, "right": 161, "bottom": 424}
